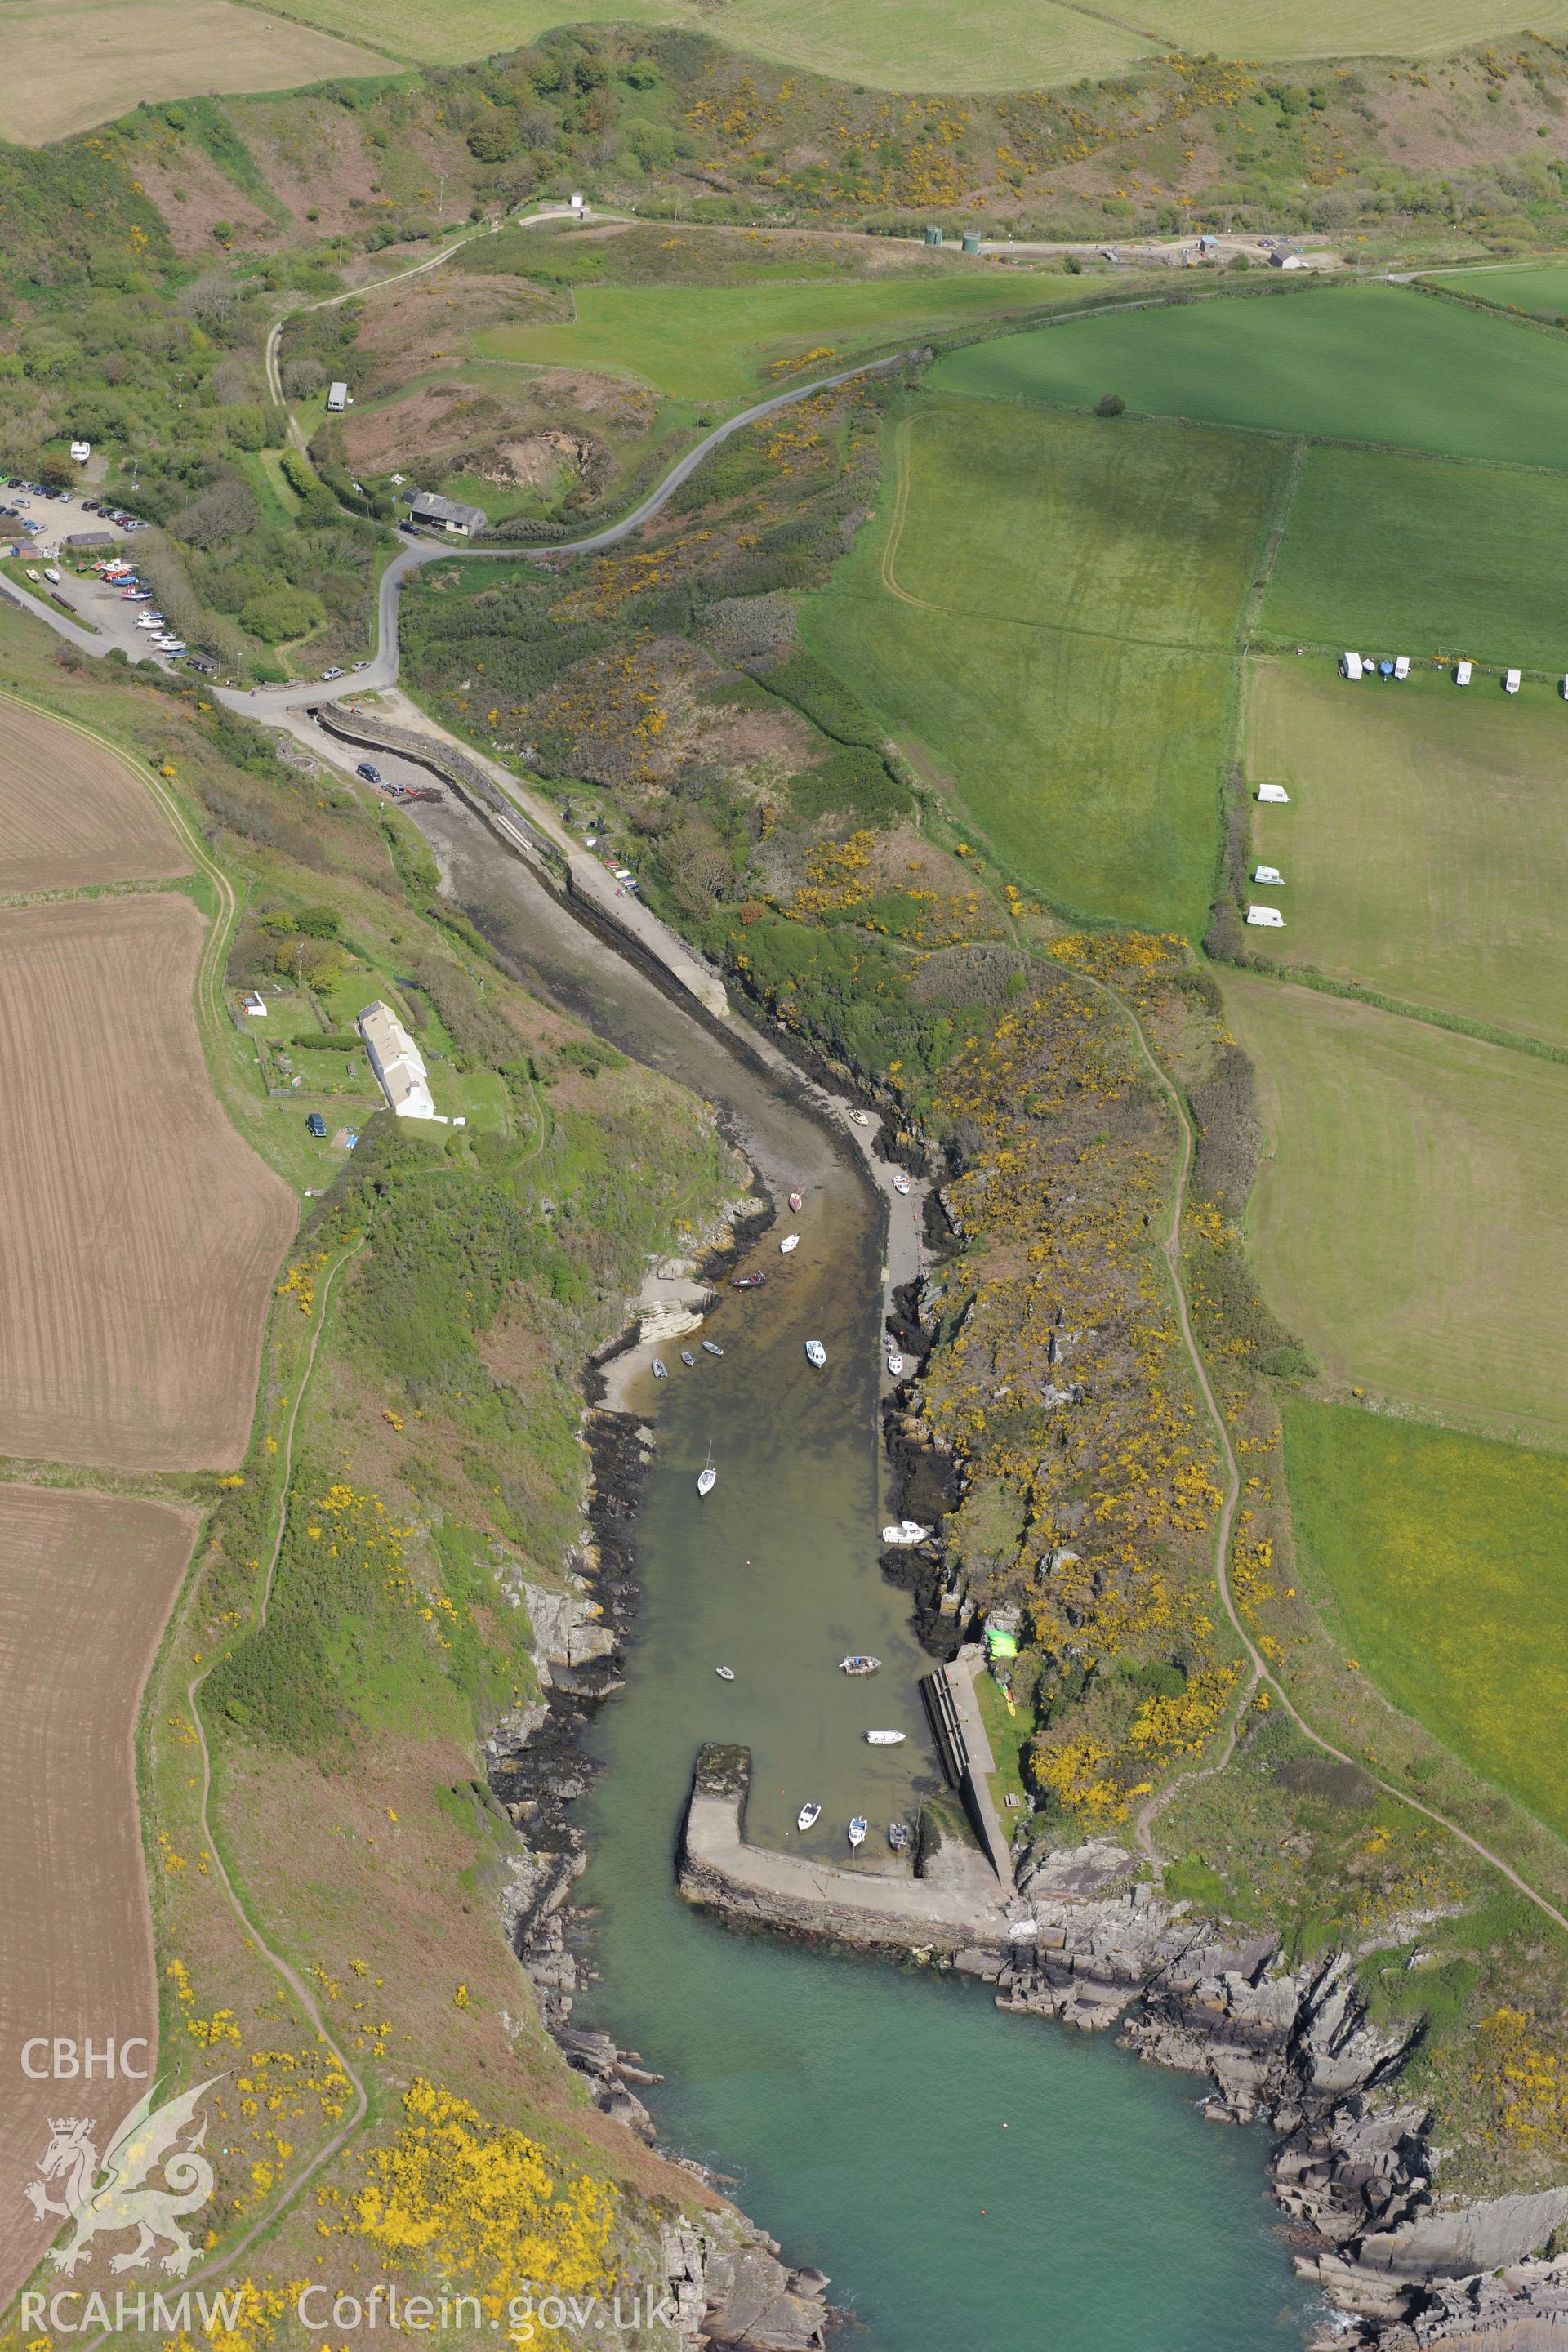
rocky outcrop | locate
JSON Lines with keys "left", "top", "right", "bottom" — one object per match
{"left": 522, "top": 1574, "right": 617, "bottom": 1676}
{"left": 662, "top": 2216, "right": 831, "bottom": 2350}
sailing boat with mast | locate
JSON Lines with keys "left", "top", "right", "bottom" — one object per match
{"left": 697, "top": 1441, "right": 716, "bottom": 1499}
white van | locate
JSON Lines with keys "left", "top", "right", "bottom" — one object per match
{"left": 1339, "top": 651, "right": 1363, "bottom": 680}
{"left": 1246, "top": 906, "right": 1285, "bottom": 929}
{"left": 1504, "top": 669, "right": 1521, "bottom": 695}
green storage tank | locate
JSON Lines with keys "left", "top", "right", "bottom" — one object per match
{"left": 923, "top": 224, "right": 942, "bottom": 247}
{"left": 961, "top": 231, "right": 982, "bottom": 255}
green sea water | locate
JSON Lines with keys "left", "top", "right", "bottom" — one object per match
{"left": 421, "top": 802, "right": 1318, "bottom": 2351}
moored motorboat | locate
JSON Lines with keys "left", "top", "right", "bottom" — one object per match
{"left": 865, "top": 1729, "right": 906, "bottom": 1745}
{"left": 804, "top": 1340, "right": 826, "bottom": 1369}
{"left": 849, "top": 1110, "right": 871, "bottom": 1129}
{"left": 892, "top": 1169, "right": 911, "bottom": 1196}
{"left": 888, "top": 1821, "right": 911, "bottom": 1852}
{"left": 788, "top": 1190, "right": 803, "bottom": 1213}
{"left": 885, "top": 1351, "right": 905, "bottom": 1379}
{"left": 697, "top": 1444, "right": 716, "bottom": 1499}
{"left": 840, "top": 1655, "right": 880, "bottom": 1676}
{"left": 715, "top": 1665, "right": 735, "bottom": 1682}
{"left": 848, "top": 1816, "right": 868, "bottom": 1847}
{"left": 779, "top": 1233, "right": 800, "bottom": 1254}
{"left": 652, "top": 1358, "right": 668, "bottom": 1379}
{"left": 797, "top": 1801, "right": 822, "bottom": 1831}
{"left": 702, "top": 1339, "right": 724, "bottom": 1357}
{"left": 881, "top": 1519, "right": 932, "bottom": 1548}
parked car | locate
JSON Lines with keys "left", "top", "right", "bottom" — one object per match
{"left": 305, "top": 1112, "right": 327, "bottom": 1138}
{"left": 355, "top": 762, "right": 381, "bottom": 784}
{"left": 351, "top": 658, "right": 370, "bottom": 671}
{"left": 320, "top": 666, "right": 345, "bottom": 680}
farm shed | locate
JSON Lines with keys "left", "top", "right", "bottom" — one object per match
{"left": 65, "top": 531, "right": 115, "bottom": 550}
{"left": 1257, "top": 782, "right": 1291, "bottom": 804}
{"left": 357, "top": 999, "right": 436, "bottom": 1120}
{"left": 1247, "top": 906, "right": 1286, "bottom": 928}
{"left": 410, "top": 492, "right": 488, "bottom": 537}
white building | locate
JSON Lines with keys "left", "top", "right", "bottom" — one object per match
{"left": 1246, "top": 906, "right": 1286, "bottom": 929}
{"left": 357, "top": 1000, "right": 437, "bottom": 1120}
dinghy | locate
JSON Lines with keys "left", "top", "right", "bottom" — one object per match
{"left": 797, "top": 1802, "right": 822, "bottom": 1832}
{"left": 840, "top": 1655, "right": 880, "bottom": 1677}
{"left": 892, "top": 1170, "right": 911, "bottom": 1196}
{"left": 804, "top": 1340, "right": 826, "bottom": 1369}
{"left": 886, "top": 1352, "right": 905, "bottom": 1379}
{"left": 779, "top": 1233, "right": 800, "bottom": 1254}
{"left": 731, "top": 1272, "right": 766, "bottom": 1290}
{"left": 680, "top": 1350, "right": 696, "bottom": 1367}
{"left": 888, "top": 1822, "right": 911, "bottom": 1852}
{"left": 652, "top": 1358, "right": 668, "bottom": 1379}
{"left": 788, "top": 1191, "right": 803, "bottom": 1213}
{"left": 848, "top": 1817, "right": 868, "bottom": 1848}
{"left": 865, "top": 1730, "right": 906, "bottom": 1746}
{"left": 702, "top": 1339, "right": 724, "bottom": 1357}
{"left": 715, "top": 1666, "right": 735, "bottom": 1682}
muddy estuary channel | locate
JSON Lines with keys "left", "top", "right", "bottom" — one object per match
{"left": 416, "top": 795, "right": 1317, "bottom": 2351}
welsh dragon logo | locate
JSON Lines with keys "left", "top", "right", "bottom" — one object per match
{"left": 24, "top": 2078, "right": 221, "bottom": 2274}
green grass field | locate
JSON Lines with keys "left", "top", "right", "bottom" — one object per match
{"left": 1284, "top": 1399, "right": 1568, "bottom": 1838}
{"left": 1245, "top": 662, "right": 1568, "bottom": 1048}
{"left": 1261, "top": 446, "right": 1568, "bottom": 675}
{"left": 930, "top": 286, "right": 1568, "bottom": 469}
{"left": 801, "top": 399, "right": 1284, "bottom": 933}
{"left": 1223, "top": 975, "right": 1568, "bottom": 1443}
{"left": 261, "top": 0, "right": 1568, "bottom": 82}
{"left": 1424, "top": 262, "right": 1568, "bottom": 317}
{"left": 473, "top": 274, "right": 1080, "bottom": 405}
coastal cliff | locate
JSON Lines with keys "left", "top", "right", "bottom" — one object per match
{"left": 679, "top": 1745, "right": 1568, "bottom": 2348}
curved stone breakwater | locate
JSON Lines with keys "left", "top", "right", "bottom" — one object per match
{"left": 679, "top": 1744, "right": 1568, "bottom": 2350}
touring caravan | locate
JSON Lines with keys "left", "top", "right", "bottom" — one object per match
{"left": 1246, "top": 906, "right": 1286, "bottom": 929}
{"left": 1339, "top": 651, "right": 1363, "bottom": 680}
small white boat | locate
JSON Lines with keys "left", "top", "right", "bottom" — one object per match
{"left": 886, "top": 1352, "right": 905, "bottom": 1379}
{"left": 788, "top": 1190, "right": 803, "bottom": 1213}
{"left": 892, "top": 1170, "right": 911, "bottom": 1196}
{"left": 865, "top": 1730, "right": 906, "bottom": 1746}
{"left": 652, "top": 1358, "right": 668, "bottom": 1379}
{"left": 702, "top": 1339, "right": 724, "bottom": 1357}
{"left": 881, "top": 1520, "right": 932, "bottom": 1548}
{"left": 715, "top": 1665, "right": 735, "bottom": 1682}
{"left": 697, "top": 1444, "right": 716, "bottom": 1499}
{"left": 848, "top": 1817, "right": 868, "bottom": 1848}
{"left": 805, "top": 1340, "right": 826, "bottom": 1369}
{"left": 797, "top": 1802, "right": 822, "bottom": 1831}
{"left": 779, "top": 1233, "right": 800, "bottom": 1254}
{"left": 840, "top": 1655, "right": 880, "bottom": 1676}
{"left": 849, "top": 1110, "right": 872, "bottom": 1129}
{"left": 680, "top": 1350, "right": 696, "bottom": 1367}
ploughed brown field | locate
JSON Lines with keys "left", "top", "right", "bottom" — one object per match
{"left": 0, "top": 892, "right": 295, "bottom": 1468}
{"left": 0, "top": 702, "right": 192, "bottom": 896}
{"left": 0, "top": 1486, "right": 196, "bottom": 2304}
